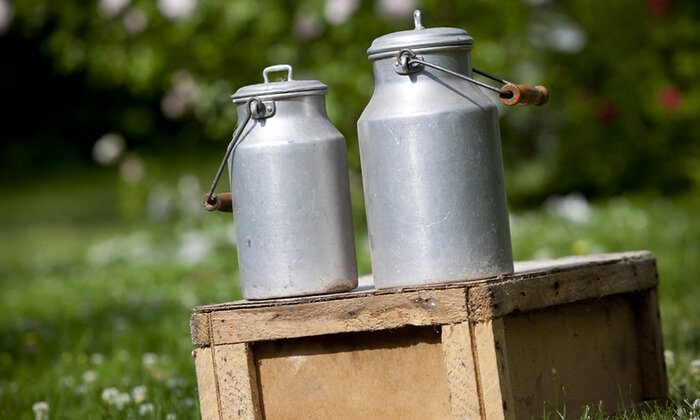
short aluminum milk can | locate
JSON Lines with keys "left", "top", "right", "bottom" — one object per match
{"left": 357, "top": 11, "right": 547, "bottom": 289}
{"left": 205, "top": 65, "right": 358, "bottom": 299}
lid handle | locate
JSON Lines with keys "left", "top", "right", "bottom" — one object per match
{"left": 413, "top": 10, "right": 424, "bottom": 30}
{"left": 263, "top": 64, "right": 293, "bottom": 83}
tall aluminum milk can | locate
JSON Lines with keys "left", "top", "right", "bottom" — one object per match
{"left": 205, "top": 64, "right": 358, "bottom": 299}
{"left": 357, "top": 11, "right": 545, "bottom": 289}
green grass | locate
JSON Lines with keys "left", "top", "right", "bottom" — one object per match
{"left": 1, "top": 162, "right": 698, "bottom": 419}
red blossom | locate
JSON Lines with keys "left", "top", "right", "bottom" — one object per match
{"left": 646, "top": 0, "right": 670, "bottom": 15}
{"left": 596, "top": 101, "right": 617, "bottom": 124}
{"left": 657, "top": 85, "right": 682, "bottom": 111}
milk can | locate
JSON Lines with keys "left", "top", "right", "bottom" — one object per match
{"left": 357, "top": 11, "right": 548, "bottom": 289}
{"left": 203, "top": 65, "right": 358, "bottom": 299}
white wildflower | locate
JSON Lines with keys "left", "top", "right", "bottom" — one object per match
{"left": 157, "top": 0, "right": 196, "bottom": 20}
{"left": 132, "top": 385, "right": 148, "bottom": 403}
{"left": 177, "top": 231, "right": 211, "bottom": 265}
{"left": 142, "top": 353, "right": 158, "bottom": 369}
{"left": 113, "top": 317, "right": 129, "bottom": 331}
{"left": 664, "top": 349, "right": 675, "bottom": 367}
{"left": 92, "top": 133, "right": 126, "bottom": 166}
{"left": 183, "top": 397, "right": 195, "bottom": 407}
{"left": 119, "top": 155, "right": 145, "bottom": 183}
{"left": 545, "top": 193, "right": 591, "bottom": 224}
{"left": 324, "top": 0, "right": 359, "bottom": 25}
{"left": 165, "top": 377, "right": 187, "bottom": 389}
{"left": 160, "top": 71, "right": 199, "bottom": 119}
{"left": 98, "top": 0, "right": 130, "bottom": 18}
{"left": 177, "top": 173, "right": 201, "bottom": 217}
{"left": 32, "top": 401, "right": 49, "bottom": 420}
{"left": 161, "top": 92, "right": 188, "bottom": 119}
{"left": 83, "top": 370, "right": 99, "bottom": 384}
{"left": 529, "top": 18, "right": 587, "bottom": 54}
{"left": 0, "top": 0, "right": 14, "bottom": 34}
{"left": 547, "top": 22, "right": 586, "bottom": 53}
{"left": 90, "top": 353, "right": 106, "bottom": 365}
{"left": 166, "top": 414, "right": 176, "bottom": 420}
{"left": 376, "top": 0, "right": 415, "bottom": 20}
{"left": 115, "top": 392, "right": 131, "bottom": 410}
{"left": 123, "top": 8, "right": 148, "bottom": 34}
{"left": 139, "top": 402, "right": 155, "bottom": 415}
{"left": 58, "top": 376, "right": 75, "bottom": 388}
{"left": 101, "top": 387, "right": 120, "bottom": 404}
{"left": 146, "top": 184, "right": 175, "bottom": 221}
{"left": 690, "top": 359, "right": 700, "bottom": 375}
{"left": 293, "top": 15, "right": 323, "bottom": 40}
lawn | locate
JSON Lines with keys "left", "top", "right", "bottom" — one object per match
{"left": 1, "top": 159, "right": 699, "bottom": 419}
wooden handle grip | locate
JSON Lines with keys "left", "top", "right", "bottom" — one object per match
{"left": 202, "top": 192, "right": 233, "bottom": 213}
{"left": 500, "top": 84, "right": 549, "bottom": 106}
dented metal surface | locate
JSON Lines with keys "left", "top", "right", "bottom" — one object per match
{"left": 227, "top": 65, "right": 358, "bottom": 299}
{"left": 357, "top": 10, "right": 514, "bottom": 288}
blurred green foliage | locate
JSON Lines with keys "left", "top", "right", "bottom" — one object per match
{"left": 2, "top": 0, "right": 699, "bottom": 206}
{"left": 2, "top": 2, "right": 700, "bottom": 417}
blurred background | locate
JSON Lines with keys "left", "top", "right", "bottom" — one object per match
{"left": 1, "top": 0, "right": 699, "bottom": 418}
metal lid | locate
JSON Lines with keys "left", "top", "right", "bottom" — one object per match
{"left": 367, "top": 10, "right": 473, "bottom": 60}
{"left": 231, "top": 64, "right": 327, "bottom": 103}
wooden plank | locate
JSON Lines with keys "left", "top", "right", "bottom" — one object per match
{"left": 192, "top": 288, "right": 468, "bottom": 346}
{"left": 502, "top": 295, "right": 644, "bottom": 418}
{"left": 193, "top": 347, "right": 221, "bottom": 420}
{"left": 633, "top": 287, "right": 669, "bottom": 401}
{"left": 468, "top": 256, "right": 657, "bottom": 322}
{"left": 194, "top": 251, "right": 653, "bottom": 314}
{"left": 441, "top": 322, "right": 482, "bottom": 420}
{"left": 253, "top": 327, "right": 452, "bottom": 420}
{"left": 473, "top": 319, "right": 515, "bottom": 420}
{"left": 192, "top": 253, "right": 657, "bottom": 346}
{"left": 512, "top": 251, "right": 653, "bottom": 273}
{"left": 214, "top": 343, "right": 262, "bottom": 420}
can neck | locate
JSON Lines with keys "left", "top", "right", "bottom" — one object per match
{"left": 371, "top": 48, "right": 472, "bottom": 85}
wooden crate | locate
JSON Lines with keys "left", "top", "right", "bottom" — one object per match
{"left": 190, "top": 251, "right": 667, "bottom": 419}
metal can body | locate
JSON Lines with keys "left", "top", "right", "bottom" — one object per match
{"left": 358, "top": 48, "right": 514, "bottom": 288}
{"left": 230, "top": 69, "right": 358, "bottom": 299}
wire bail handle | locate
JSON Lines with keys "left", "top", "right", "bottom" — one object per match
{"left": 395, "top": 11, "right": 548, "bottom": 107}
{"left": 395, "top": 49, "right": 548, "bottom": 106}
{"left": 202, "top": 97, "right": 263, "bottom": 212}
{"left": 202, "top": 64, "right": 296, "bottom": 212}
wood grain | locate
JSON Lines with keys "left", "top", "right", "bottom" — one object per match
{"left": 192, "top": 252, "right": 657, "bottom": 346}
{"left": 634, "top": 287, "right": 669, "bottom": 401}
{"left": 194, "top": 251, "right": 654, "bottom": 313}
{"left": 190, "top": 251, "right": 666, "bottom": 420}
{"left": 441, "top": 322, "right": 482, "bottom": 420}
{"left": 253, "top": 327, "right": 452, "bottom": 419}
{"left": 214, "top": 343, "right": 262, "bottom": 420}
{"left": 193, "top": 288, "right": 468, "bottom": 346}
{"left": 473, "top": 319, "right": 514, "bottom": 420}
{"left": 468, "top": 256, "right": 657, "bottom": 322}
{"left": 192, "top": 347, "right": 220, "bottom": 420}
{"left": 502, "top": 295, "right": 644, "bottom": 418}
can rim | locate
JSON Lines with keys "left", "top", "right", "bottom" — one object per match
{"left": 231, "top": 81, "right": 328, "bottom": 103}
{"left": 367, "top": 10, "right": 474, "bottom": 60}
{"left": 231, "top": 64, "right": 328, "bottom": 103}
